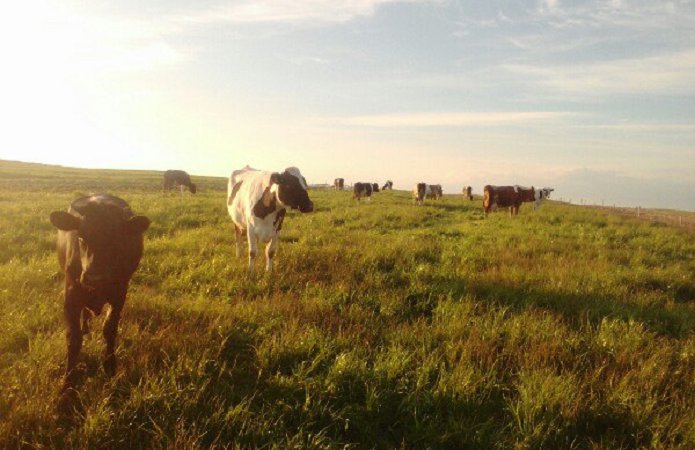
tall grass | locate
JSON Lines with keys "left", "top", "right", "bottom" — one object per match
{"left": 0, "top": 160, "right": 693, "bottom": 449}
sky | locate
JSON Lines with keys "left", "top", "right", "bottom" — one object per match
{"left": 0, "top": 0, "right": 694, "bottom": 209}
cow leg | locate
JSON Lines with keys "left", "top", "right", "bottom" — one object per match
{"left": 179, "top": 185, "right": 184, "bottom": 196}
{"left": 265, "top": 235, "right": 279, "bottom": 273}
{"left": 247, "top": 227, "right": 258, "bottom": 273}
{"left": 63, "top": 293, "right": 84, "bottom": 392}
{"left": 103, "top": 294, "right": 125, "bottom": 378}
{"left": 234, "top": 225, "right": 245, "bottom": 257}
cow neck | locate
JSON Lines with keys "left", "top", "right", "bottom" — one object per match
{"left": 252, "top": 187, "right": 281, "bottom": 219}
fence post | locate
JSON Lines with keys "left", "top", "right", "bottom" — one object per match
{"left": 679, "top": 216, "right": 683, "bottom": 226}
{"left": 637, "top": 206, "right": 640, "bottom": 217}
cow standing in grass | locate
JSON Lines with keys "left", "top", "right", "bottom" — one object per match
{"left": 49, "top": 194, "right": 150, "bottom": 407}
{"left": 413, "top": 183, "right": 428, "bottom": 205}
{"left": 382, "top": 180, "right": 393, "bottom": 190}
{"left": 428, "top": 184, "right": 443, "bottom": 200}
{"left": 533, "top": 187, "right": 554, "bottom": 209}
{"left": 163, "top": 170, "right": 197, "bottom": 194}
{"left": 464, "top": 186, "right": 473, "bottom": 201}
{"left": 227, "top": 166, "right": 313, "bottom": 273}
{"left": 483, "top": 185, "right": 525, "bottom": 216}
{"left": 353, "top": 182, "right": 373, "bottom": 202}
{"left": 334, "top": 178, "right": 345, "bottom": 190}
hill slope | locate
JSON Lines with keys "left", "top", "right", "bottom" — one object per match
{"left": 1, "top": 160, "right": 693, "bottom": 449}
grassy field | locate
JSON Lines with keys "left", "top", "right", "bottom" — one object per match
{"left": 0, "top": 160, "right": 693, "bottom": 449}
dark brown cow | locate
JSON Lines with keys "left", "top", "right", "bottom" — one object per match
{"left": 517, "top": 186, "right": 536, "bottom": 204}
{"left": 49, "top": 194, "right": 150, "bottom": 405}
{"left": 163, "top": 170, "right": 197, "bottom": 194}
{"left": 334, "top": 178, "right": 345, "bottom": 190}
{"left": 483, "top": 185, "right": 529, "bottom": 216}
{"left": 353, "top": 182, "right": 373, "bottom": 201}
{"left": 426, "top": 184, "right": 442, "bottom": 200}
{"left": 464, "top": 186, "right": 473, "bottom": 201}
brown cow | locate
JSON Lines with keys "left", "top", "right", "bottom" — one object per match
{"left": 334, "top": 178, "right": 345, "bottom": 190}
{"left": 49, "top": 194, "right": 150, "bottom": 406}
{"left": 163, "top": 170, "right": 197, "bottom": 194}
{"left": 464, "top": 186, "right": 473, "bottom": 201}
{"left": 483, "top": 185, "right": 534, "bottom": 216}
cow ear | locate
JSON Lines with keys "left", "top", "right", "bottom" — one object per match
{"left": 50, "top": 211, "right": 81, "bottom": 231}
{"left": 123, "top": 216, "right": 150, "bottom": 234}
{"left": 270, "top": 172, "right": 281, "bottom": 185}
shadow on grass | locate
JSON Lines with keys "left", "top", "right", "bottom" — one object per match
{"left": 429, "top": 275, "right": 694, "bottom": 338}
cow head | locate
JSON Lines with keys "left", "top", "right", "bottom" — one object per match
{"left": 271, "top": 167, "right": 313, "bottom": 213}
{"left": 372, "top": 183, "right": 380, "bottom": 193}
{"left": 189, "top": 183, "right": 197, "bottom": 194}
{"left": 50, "top": 206, "right": 150, "bottom": 290}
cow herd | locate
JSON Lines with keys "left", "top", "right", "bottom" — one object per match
{"left": 48, "top": 166, "right": 553, "bottom": 409}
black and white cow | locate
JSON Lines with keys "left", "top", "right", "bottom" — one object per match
{"left": 533, "top": 187, "right": 554, "bottom": 209}
{"left": 227, "top": 166, "right": 313, "bottom": 273}
{"left": 382, "top": 180, "right": 393, "bottom": 190}
{"left": 334, "top": 178, "right": 345, "bottom": 190}
{"left": 353, "top": 182, "right": 373, "bottom": 202}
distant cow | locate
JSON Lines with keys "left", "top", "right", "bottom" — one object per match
{"left": 382, "top": 180, "right": 393, "bottom": 190}
{"left": 334, "top": 178, "right": 345, "bottom": 190}
{"left": 353, "top": 182, "right": 374, "bottom": 202}
{"left": 163, "top": 170, "right": 197, "bottom": 194}
{"left": 413, "top": 183, "right": 428, "bottom": 205}
{"left": 464, "top": 186, "right": 473, "bottom": 201}
{"left": 534, "top": 187, "right": 554, "bottom": 209}
{"left": 372, "top": 183, "right": 380, "bottom": 193}
{"left": 227, "top": 166, "right": 313, "bottom": 273}
{"left": 483, "top": 185, "right": 526, "bottom": 216}
{"left": 428, "top": 184, "right": 443, "bottom": 200}
{"left": 49, "top": 194, "right": 150, "bottom": 403}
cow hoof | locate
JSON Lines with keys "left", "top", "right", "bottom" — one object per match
{"left": 57, "top": 386, "right": 84, "bottom": 417}
{"left": 103, "top": 357, "right": 117, "bottom": 377}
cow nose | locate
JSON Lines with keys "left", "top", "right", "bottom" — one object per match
{"left": 301, "top": 201, "right": 314, "bottom": 213}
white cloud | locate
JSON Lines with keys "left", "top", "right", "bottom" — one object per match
{"left": 502, "top": 49, "right": 695, "bottom": 96}
{"left": 173, "top": 0, "right": 436, "bottom": 25}
{"left": 324, "top": 111, "right": 570, "bottom": 127}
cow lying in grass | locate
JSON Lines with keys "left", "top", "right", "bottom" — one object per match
{"left": 227, "top": 166, "right": 313, "bottom": 273}
{"left": 49, "top": 194, "right": 150, "bottom": 407}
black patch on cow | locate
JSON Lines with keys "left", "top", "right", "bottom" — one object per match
{"left": 252, "top": 189, "right": 277, "bottom": 219}
{"left": 273, "top": 208, "right": 286, "bottom": 231}
{"left": 274, "top": 171, "right": 313, "bottom": 212}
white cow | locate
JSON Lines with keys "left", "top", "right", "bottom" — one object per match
{"left": 534, "top": 187, "right": 554, "bottom": 209}
{"left": 227, "top": 166, "right": 313, "bottom": 273}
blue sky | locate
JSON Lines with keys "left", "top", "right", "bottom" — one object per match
{"left": 1, "top": 0, "right": 694, "bottom": 209}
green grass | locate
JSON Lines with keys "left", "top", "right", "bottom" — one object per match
{"left": 0, "top": 160, "right": 693, "bottom": 449}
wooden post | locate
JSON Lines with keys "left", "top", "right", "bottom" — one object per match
{"left": 637, "top": 206, "right": 640, "bottom": 217}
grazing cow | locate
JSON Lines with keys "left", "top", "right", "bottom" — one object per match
{"left": 49, "top": 194, "right": 150, "bottom": 402}
{"left": 334, "top": 178, "right": 345, "bottom": 190}
{"left": 413, "top": 182, "right": 428, "bottom": 205}
{"left": 428, "top": 184, "right": 443, "bottom": 200}
{"left": 382, "top": 180, "right": 393, "bottom": 190}
{"left": 227, "top": 166, "right": 313, "bottom": 273}
{"left": 163, "top": 170, "right": 197, "bottom": 194}
{"left": 483, "top": 185, "right": 526, "bottom": 216}
{"left": 353, "top": 182, "right": 373, "bottom": 202}
{"left": 464, "top": 186, "right": 473, "bottom": 201}
{"left": 372, "top": 183, "right": 380, "bottom": 193}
